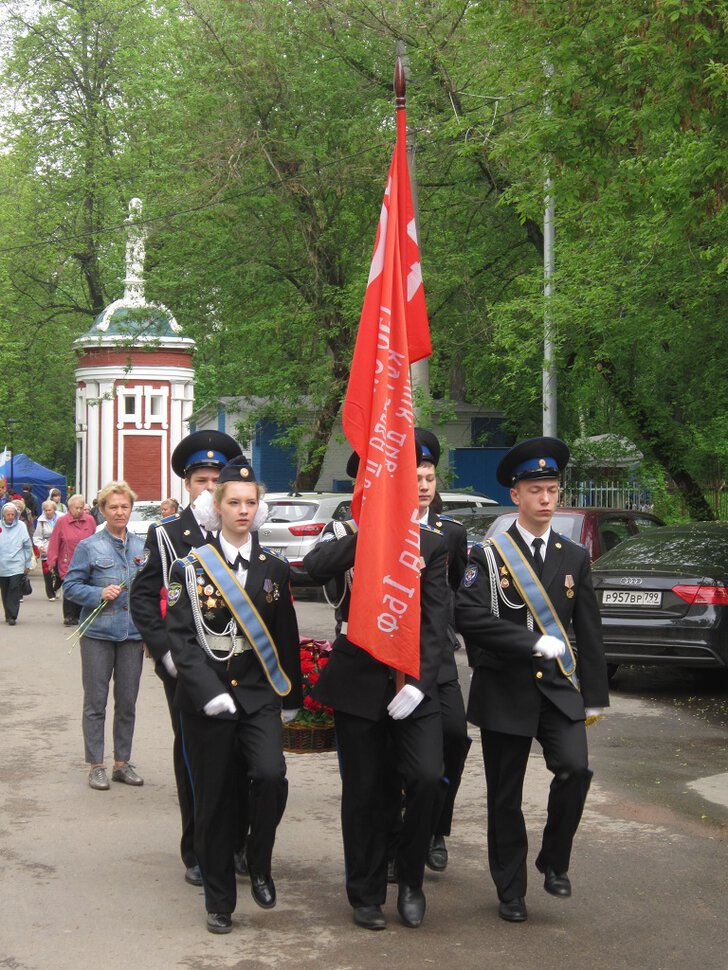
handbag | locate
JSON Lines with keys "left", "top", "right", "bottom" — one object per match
{"left": 22, "top": 574, "right": 33, "bottom": 597}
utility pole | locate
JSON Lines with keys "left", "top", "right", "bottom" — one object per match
{"left": 543, "top": 62, "right": 557, "bottom": 437}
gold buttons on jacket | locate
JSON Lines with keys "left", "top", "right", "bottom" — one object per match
{"left": 536, "top": 671, "right": 543, "bottom": 679}
{"left": 230, "top": 679, "right": 238, "bottom": 687}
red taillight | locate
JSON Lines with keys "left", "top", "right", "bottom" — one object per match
{"left": 673, "top": 585, "right": 728, "bottom": 605}
{"left": 288, "top": 522, "right": 325, "bottom": 537}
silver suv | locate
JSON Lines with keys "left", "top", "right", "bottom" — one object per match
{"left": 260, "top": 492, "right": 353, "bottom": 584}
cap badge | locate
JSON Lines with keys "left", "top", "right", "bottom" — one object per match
{"left": 241, "top": 468, "right": 250, "bottom": 478}
{"left": 207, "top": 450, "right": 214, "bottom": 458}
{"left": 538, "top": 458, "right": 546, "bottom": 468}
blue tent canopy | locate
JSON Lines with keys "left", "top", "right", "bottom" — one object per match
{"left": 0, "top": 454, "right": 67, "bottom": 510}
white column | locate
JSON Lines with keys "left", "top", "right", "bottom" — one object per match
{"left": 86, "top": 382, "right": 100, "bottom": 501}
{"left": 99, "top": 381, "right": 115, "bottom": 486}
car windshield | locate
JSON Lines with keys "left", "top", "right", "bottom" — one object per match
{"left": 267, "top": 501, "right": 318, "bottom": 523}
{"left": 131, "top": 505, "right": 161, "bottom": 521}
{"left": 595, "top": 528, "right": 728, "bottom": 574}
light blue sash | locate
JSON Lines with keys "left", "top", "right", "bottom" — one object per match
{"left": 488, "top": 533, "right": 579, "bottom": 691}
{"left": 191, "top": 545, "right": 291, "bottom": 697}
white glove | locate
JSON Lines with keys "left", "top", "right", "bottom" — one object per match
{"left": 203, "top": 693, "right": 236, "bottom": 717}
{"left": 387, "top": 684, "right": 425, "bottom": 720}
{"left": 584, "top": 708, "right": 604, "bottom": 720}
{"left": 161, "top": 651, "right": 178, "bottom": 678}
{"left": 281, "top": 708, "right": 299, "bottom": 724}
{"left": 533, "top": 634, "right": 566, "bottom": 659}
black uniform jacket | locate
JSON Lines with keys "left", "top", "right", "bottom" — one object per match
{"left": 303, "top": 521, "right": 450, "bottom": 722}
{"left": 455, "top": 522, "right": 609, "bottom": 737}
{"left": 428, "top": 510, "right": 468, "bottom": 686}
{"left": 165, "top": 533, "right": 303, "bottom": 717}
{"left": 130, "top": 506, "right": 207, "bottom": 664}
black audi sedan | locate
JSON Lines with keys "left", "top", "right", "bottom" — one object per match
{"left": 591, "top": 522, "right": 728, "bottom": 679}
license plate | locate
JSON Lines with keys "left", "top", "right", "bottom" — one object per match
{"left": 602, "top": 590, "right": 662, "bottom": 607}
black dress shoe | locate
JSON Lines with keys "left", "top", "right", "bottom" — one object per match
{"left": 543, "top": 867, "right": 571, "bottom": 898}
{"left": 499, "top": 897, "right": 527, "bottom": 922}
{"left": 234, "top": 848, "right": 248, "bottom": 879}
{"left": 206, "top": 912, "right": 232, "bottom": 934}
{"left": 426, "top": 834, "right": 448, "bottom": 872}
{"left": 185, "top": 865, "right": 203, "bottom": 887}
{"left": 397, "top": 884, "right": 426, "bottom": 928}
{"left": 250, "top": 873, "right": 276, "bottom": 909}
{"left": 353, "top": 905, "right": 386, "bottom": 930}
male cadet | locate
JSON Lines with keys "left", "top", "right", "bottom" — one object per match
{"left": 130, "top": 430, "right": 243, "bottom": 886}
{"left": 415, "top": 429, "right": 471, "bottom": 872}
{"left": 303, "top": 451, "right": 450, "bottom": 932}
{"left": 455, "top": 437, "right": 609, "bottom": 923}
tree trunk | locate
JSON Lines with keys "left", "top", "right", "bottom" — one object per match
{"left": 596, "top": 359, "right": 714, "bottom": 520}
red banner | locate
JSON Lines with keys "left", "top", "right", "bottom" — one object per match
{"left": 342, "top": 105, "right": 431, "bottom": 678}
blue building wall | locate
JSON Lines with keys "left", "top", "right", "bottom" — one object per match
{"left": 450, "top": 447, "right": 514, "bottom": 504}
{"left": 252, "top": 420, "right": 297, "bottom": 491}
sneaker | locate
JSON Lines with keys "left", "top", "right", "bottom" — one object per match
{"left": 48, "top": 596, "right": 57, "bottom": 601}
{"left": 111, "top": 763, "right": 144, "bottom": 786}
{"left": 89, "top": 766, "right": 110, "bottom": 790}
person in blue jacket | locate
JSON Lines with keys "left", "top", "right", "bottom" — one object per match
{"left": 0, "top": 501, "right": 33, "bottom": 625}
{"left": 63, "top": 481, "right": 147, "bottom": 792}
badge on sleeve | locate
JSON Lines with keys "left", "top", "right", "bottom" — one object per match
{"left": 167, "top": 583, "right": 182, "bottom": 608}
{"left": 463, "top": 564, "right": 478, "bottom": 587}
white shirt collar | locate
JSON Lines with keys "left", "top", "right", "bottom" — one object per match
{"left": 515, "top": 520, "right": 551, "bottom": 554}
{"left": 218, "top": 533, "right": 252, "bottom": 582}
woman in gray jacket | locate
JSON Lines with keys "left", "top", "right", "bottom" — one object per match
{"left": 63, "top": 481, "right": 147, "bottom": 791}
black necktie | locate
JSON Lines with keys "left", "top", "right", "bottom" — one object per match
{"left": 532, "top": 537, "right": 544, "bottom": 577}
{"left": 230, "top": 554, "right": 249, "bottom": 571}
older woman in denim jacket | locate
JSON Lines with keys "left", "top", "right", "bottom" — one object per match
{"left": 64, "top": 481, "right": 147, "bottom": 791}
{"left": 0, "top": 502, "right": 33, "bottom": 625}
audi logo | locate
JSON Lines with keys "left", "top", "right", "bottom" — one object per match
{"left": 619, "top": 577, "right": 643, "bottom": 586}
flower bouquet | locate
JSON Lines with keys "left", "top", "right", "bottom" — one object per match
{"left": 282, "top": 637, "right": 336, "bottom": 753}
{"left": 65, "top": 578, "right": 129, "bottom": 653}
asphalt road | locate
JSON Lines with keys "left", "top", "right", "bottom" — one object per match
{"left": 1, "top": 577, "right": 726, "bottom": 970}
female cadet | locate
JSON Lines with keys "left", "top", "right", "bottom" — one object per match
{"left": 164, "top": 456, "right": 302, "bottom": 935}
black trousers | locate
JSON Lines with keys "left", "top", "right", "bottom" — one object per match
{"left": 334, "top": 708, "right": 443, "bottom": 908}
{"left": 180, "top": 704, "right": 287, "bottom": 914}
{"left": 481, "top": 699, "right": 592, "bottom": 902}
{"left": 432, "top": 677, "right": 471, "bottom": 838}
{"left": 42, "top": 563, "right": 62, "bottom": 599}
{"left": 0, "top": 574, "right": 23, "bottom": 621}
{"left": 158, "top": 668, "right": 197, "bottom": 869}
{"left": 62, "top": 592, "right": 82, "bottom": 623}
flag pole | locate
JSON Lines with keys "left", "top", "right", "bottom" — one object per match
{"left": 394, "top": 55, "right": 408, "bottom": 694}
{"left": 395, "top": 50, "right": 430, "bottom": 424}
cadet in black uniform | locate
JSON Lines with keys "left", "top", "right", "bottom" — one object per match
{"left": 455, "top": 437, "right": 609, "bottom": 923}
{"left": 414, "top": 429, "right": 471, "bottom": 873}
{"left": 303, "top": 454, "right": 450, "bottom": 933}
{"left": 130, "top": 430, "right": 243, "bottom": 886}
{"left": 165, "top": 456, "right": 302, "bottom": 935}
